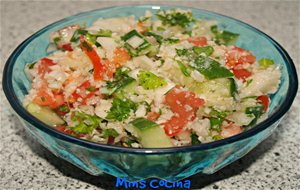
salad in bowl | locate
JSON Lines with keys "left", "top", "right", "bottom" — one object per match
{"left": 23, "top": 9, "right": 281, "bottom": 148}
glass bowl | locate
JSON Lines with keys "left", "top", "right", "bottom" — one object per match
{"left": 2, "top": 5, "right": 298, "bottom": 181}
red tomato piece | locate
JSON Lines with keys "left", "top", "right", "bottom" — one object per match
{"left": 164, "top": 116, "right": 188, "bottom": 137}
{"left": 232, "top": 68, "right": 252, "bottom": 82}
{"left": 164, "top": 86, "right": 205, "bottom": 136}
{"left": 256, "top": 95, "right": 269, "bottom": 112}
{"left": 38, "top": 58, "right": 56, "bottom": 76}
{"left": 80, "top": 35, "right": 106, "bottom": 81}
{"left": 33, "top": 89, "right": 54, "bottom": 106}
{"left": 33, "top": 89, "right": 64, "bottom": 109}
{"left": 188, "top": 37, "right": 208, "bottom": 47}
{"left": 147, "top": 112, "right": 160, "bottom": 121}
{"left": 61, "top": 43, "right": 73, "bottom": 51}
{"left": 225, "top": 46, "right": 256, "bottom": 68}
{"left": 70, "top": 80, "right": 96, "bottom": 104}
{"left": 112, "top": 48, "right": 131, "bottom": 68}
{"left": 56, "top": 125, "right": 73, "bottom": 135}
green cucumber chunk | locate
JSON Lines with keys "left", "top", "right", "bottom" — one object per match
{"left": 26, "top": 103, "right": 64, "bottom": 126}
{"left": 188, "top": 78, "right": 237, "bottom": 98}
{"left": 193, "top": 56, "right": 234, "bottom": 79}
{"left": 138, "top": 70, "right": 167, "bottom": 90}
{"left": 259, "top": 58, "right": 274, "bottom": 69}
{"left": 130, "top": 118, "right": 173, "bottom": 148}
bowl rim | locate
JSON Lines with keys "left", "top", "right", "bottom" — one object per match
{"left": 2, "top": 4, "right": 298, "bottom": 154}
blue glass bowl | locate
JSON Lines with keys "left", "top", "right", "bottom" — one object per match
{"left": 2, "top": 5, "right": 298, "bottom": 181}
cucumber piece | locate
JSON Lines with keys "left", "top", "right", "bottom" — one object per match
{"left": 193, "top": 56, "right": 234, "bottom": 80}
{"left": 121, "top": 30, "right": 152, "bottom": 57}
{"left": 130, "top": 118, "right": 173, "bottom": 148}
{"left": 115, "top": 81, "right": 138, "bottom": 98}
{"left": 188, "top": 78, "right": 236, "bottom": 98}
{"left": 26, "top": 103, "right": 65, "bottom": 126}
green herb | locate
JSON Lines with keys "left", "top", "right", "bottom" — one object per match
{"left": 86, "top": 86, "right": 96, "bottom": 92}
{"left": 211, "top": 25, "right": 239, "bottom": 45}
{"left": 105, "top": 68, "right": 135, "bottom": 95}
{"left": 259, "top": 58, "right": 274, "bottom": 69}
{"left": 139, "top": 16, "right": 150, "bottom": 22}
{"left": 156, "top": 26, "right": 165, "bottom": 31}
{"left": 106, "top": 98, "right": 137, "bottom": 121}
{"left": 81, "top": 41, "right": 93, "bottom": 52}
{"left": 58, "top": 105, "right": 70, "bottom": 113}
{"left": 163, "top": 38, "right": 180, "bottom": 44}
{"left": 53, "top": 37, "right": 61, "bottom": 46}
{"left": 156, "top": 10, "right": 194, "bottom": 28}
{"left": 245, "top": 79, "right": 253, "bottom": 87}
{"left": 41, "top": 96, "right": 45, "bottom": 102}
{"left": 176, "top": 48, "right": 189, "bottom": 56}
{"left": 71, "top": 111, "right": 102, "bottom": 134}
{"left": 212, "top": 135, "right": 223, "bottom": 140}
{"left": 88, "top": 69, "right": 94, "bottom": 74}
{"left": 142, "top": 101, "right": 151, "bottom": 113}
{"left": 245, "top": 105, "right": 264, "bottom": 126}
{"left": 70, "top": 28, "right": 88, "bottom": 42}
{"left": 192, "top": 46, "right": 214, "bottom": 56}
{"left": 191, "top": 133, "right": 201, "bottom": 145}
{"left": 102, "top": 128, "right": 119, "bottom": 138}
{"left": 94, "top": 29, "right": 112, "bottom": 37}
{"left": 138, "top": 70, "right": 167, "bottom": 90}
{"left": 209, "top": 117, "right": 224, "bottom": 132}
{"left": 183, "top": 30, "right": 192, "bottom": 36}
{"left": 159, "top": 59, "right": 165, "bottom": 67}
{"left": 210, "top": 109, "right": 228, "bottom": 118}
{"left": 193, "top": 56, "right": 234, "bottom": 79}
{"left": 85, "top": 33, "right": 97, "bottom": 45}
{"left": 177, "top": 61, "right": 191, "bottom": 77}
{"left": 27, "top": 61, "right": 37, "bottom": 69}
{"left": 229, "top": 78, "right": 238, "bottom": 99}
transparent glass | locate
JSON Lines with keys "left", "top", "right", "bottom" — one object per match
{"left": 2, "top": 5, "right": 298, "bottom": 181}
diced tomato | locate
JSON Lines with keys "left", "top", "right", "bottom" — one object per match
{"left": 225, "top": 46, "right": 256, "bottom": 68}
{"left": 33, "top": 89, "right": 54, "bottom": 106}
{"left": 80, "top": 36, "right": 106, "bottom": 80}
{"left": 112, "top": 48, "right": 131, "bottom": 67}
{"left": 232, "top": 68, "right": 252, "bottom": 82}
{"left": 221, "top": 122, "right": 242, "bottom": 138}
{"left": 55, "top": 125, "right": 73, "bottom": 135}
{"left": 164, "top": 86, "right": 205, "bottom": 136}
{"left": 61, "top": 43, "right": 73, "bottom": 51}
{"left": 147, "top": 112, "right": 160, "bottom": 121}
{"left": 70, "top": 80, "right": 96, "bottom": 104}
{"left": 107, "top": 136, "right": 115, "bottom": 145}
{"left": 256, "top": 95, "right": 269, "bottom": 112}
{"left": 188, "top": 37, "right": 207, "bottom": 47}
{"left": 33, "top": 88, "right": 64, "bottom": 109}
{"left": 51, "top": 93, "right": 65, "bottom": 109}
{"left": 165, "top": 86, "right": 204, "bottom": 119}
{"left": 104, "top": 59, "right": 115, "bottom": 78}
{"left": 164, "top": 116, "right": 188, "bottom": 137}
{"left": 37, "top": 58, "right": 56, "bottom": 76}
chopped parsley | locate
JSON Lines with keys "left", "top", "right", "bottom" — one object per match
{"left": 106, "top": 98, "right": 137, "bottom": 121}
{"left": 211, "top": 25, "right": 239, "bottom": 45}
{"left": 27, "top": 61, "right": 37, "bottom": 69}
{"left": 70, "top": 111, "right": 102, "bottom": 134}
{"left": 156, "top": 9, "right": 194, "bottom": 28}
{"left": 102, "top": 128, "right": 119, "bottom": 138}
{"left": 191, "top": 133, "right": 201, "bottom": 145}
